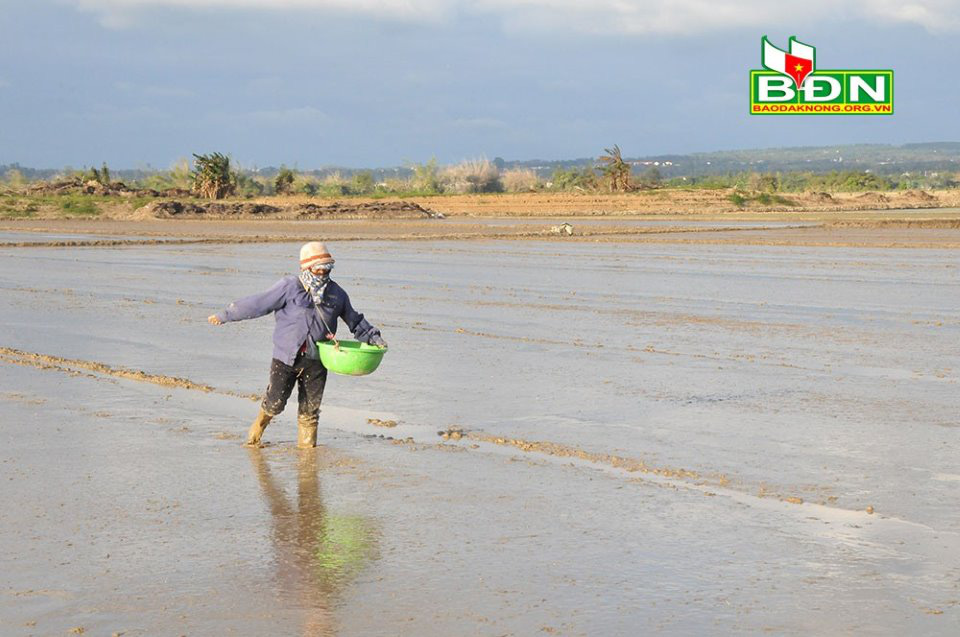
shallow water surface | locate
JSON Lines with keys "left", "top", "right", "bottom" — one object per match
{"left": 1, "top": 237, "right": 958, "bottom": 635}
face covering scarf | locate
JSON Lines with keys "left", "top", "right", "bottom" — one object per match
{"left": 299, "top": 264, "right": 334, "bottom": 308}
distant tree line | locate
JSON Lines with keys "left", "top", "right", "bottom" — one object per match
{"left": 666, "top": 170, "right": 958, "bottom": 192}
{"left": 3, "top": 143, "right": 959, "bottom": 200}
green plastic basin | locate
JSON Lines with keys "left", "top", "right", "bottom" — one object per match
{"left": 316, "top": 340, "right": 387, "bottom": 376}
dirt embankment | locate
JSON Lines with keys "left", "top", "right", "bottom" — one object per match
{"left": 389, "top": 189, "right": 960, "bottom": 216}
{"left": 109, "top": 187, "right": 957, "bottom": 220}
{"left": 26, "top": 177, "right": 189, "bottom": 199}
{"left": 132, "top": 190, "right": 949, "bottom": 219}
{"left": 5, "top": 187, "right": 960, "bottom": 220}
{"left": 826, "top": 218, "right": 960, "bottom": 229}
{"left": 128, "top": 199, "right": 441, "bottom": 220}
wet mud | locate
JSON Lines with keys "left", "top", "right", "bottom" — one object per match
{"left": 440, "top": 428, "right": 867, "bottom": 512}
{"left": 2, "top": 212, "right": 959, "bottom": 251}
{"left": 0, "top": 346, "right": 258, "bottom": 401}
{"left": 0, "top": 222, "right": 813, "bottom": 249}
{"left": 0, "top": 346, "right": 895, "bottom": 519}
{"left": 828, "top": 218, "right": 960, "bottom": 228}
{"left": 2, "top": 229, "right": 958, "bottom": 635}
{"left": 246, "top": 448, "right": 380, "bottom": 636}
{"left": 437, "top": 426, "right": 464, "bottom": 440}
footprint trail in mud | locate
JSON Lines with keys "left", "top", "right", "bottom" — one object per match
{"left": 0, "top": 344, "right": 894, "bottom": 523}
{"left": 0, "top": 346, "right": 259, "bottom": 401}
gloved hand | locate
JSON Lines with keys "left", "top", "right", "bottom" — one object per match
{"left": 368, "top": 334, "right": 388, "bottom": 348}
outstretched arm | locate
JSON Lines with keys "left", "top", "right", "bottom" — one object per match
{"left": 208, "top": 278, "right": 288, "bottom": 325}
{"left": 341, "top": 291, "right": 385, "bottom": 346}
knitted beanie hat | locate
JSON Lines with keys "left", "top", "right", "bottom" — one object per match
{"left": 299, "top": 241, "right": 335, "bottom": 270}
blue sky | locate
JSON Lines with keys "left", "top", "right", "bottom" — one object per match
{"left": 1, "top": 0, "right": 958, "bottom": 168}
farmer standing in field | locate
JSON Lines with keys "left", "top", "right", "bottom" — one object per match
{"left": 207, "top": 242, "right": 386, "bottom": 448}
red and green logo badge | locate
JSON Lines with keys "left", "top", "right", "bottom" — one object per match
{"left": 750, "top": 36, "right": 893, "bottom": 115}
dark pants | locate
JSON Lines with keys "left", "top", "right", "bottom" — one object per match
{"left": 261, "top": 354, "right": 328, "bottom": 418}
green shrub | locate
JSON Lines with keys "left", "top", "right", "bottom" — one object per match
{"left": 727, "top": 192, "right": 747, "bottom": 207}
{"left": 748, "top": 172, "right": 779, "bottom": 192}
{"left": 409, "top": 158, "right": 442, "bottom": 194}
{"left": 551, "top": 166, "right": 598, "bottom": 191}
{"left": 59, "top": 195, "right": 99, "bottom": 216}
{"left": 0, "top": 197, "right": 35, "bottom": 217}
{"left": 316, "top": 182, "right": 350, "bottom": 197}
{"left": 234, "top": 173, "right": 266, "bottom": 198}
{"left": 768, "top": 193, "right": 796, "bottom": 206}
{"left": 3, "top": 169, "right": 27, "bottom": 189}
{"left": 298, "top": 179, "right": 319, "bottom": 196}
{"left": 728, "top": 191, "right": 796, "bottom": 207}
{"left": 0, "top": 206, "right": 31, "bottom": 218}
{"left": 349, "top": 172, "right": 375, "bottom": 195}
{"left": 639, "top": 166, "right": 662, "bottom": 188}
{"left": 274, "top": 166, "right": 295, "bottom": 195}
{"left": 129, "top": 196, "right": 151, "bottom": 210}
{"left": 169, "top": 158, "right": 193, "bottom": 189}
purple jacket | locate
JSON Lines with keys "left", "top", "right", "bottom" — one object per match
{"left": 216, "top": 275, "right": 380, "bottom": 366}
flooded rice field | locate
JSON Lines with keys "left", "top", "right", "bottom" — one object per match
{"left": 1, "top": 229, "right": 958, "bottom": 635}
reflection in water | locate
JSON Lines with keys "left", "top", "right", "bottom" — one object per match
{"left": 248, "top": 449, "right": 378, "bottom": 637}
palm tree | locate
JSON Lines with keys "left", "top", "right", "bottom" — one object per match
{"left": 598, "top": 145, "right": 632, "bottom": 192}
{"left": 191, "top": 152, "right": 235, "bottom": 200}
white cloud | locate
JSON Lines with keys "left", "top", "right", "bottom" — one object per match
{"left": 470, "top": 0, "right": 960, "bottom": 35}
{"left": 869, "top": 1, "right": 960, "bottom": 32}
{"left": 65, "top": 0, "right": 960, "bottom": 33}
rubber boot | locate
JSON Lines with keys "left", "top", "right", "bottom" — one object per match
{"left": 245, "top": 408, "right": 273, "bottom": 447}
{"left": 297, "top": 411, "right": 319, "bottom": 449}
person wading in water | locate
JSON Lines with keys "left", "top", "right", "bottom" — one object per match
{"left": 208, "top": 242, "right": 386, "bottom": 448}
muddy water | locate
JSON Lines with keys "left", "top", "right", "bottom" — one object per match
{"left": 1, "top": 236, "right": 959, "bottom": 634}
